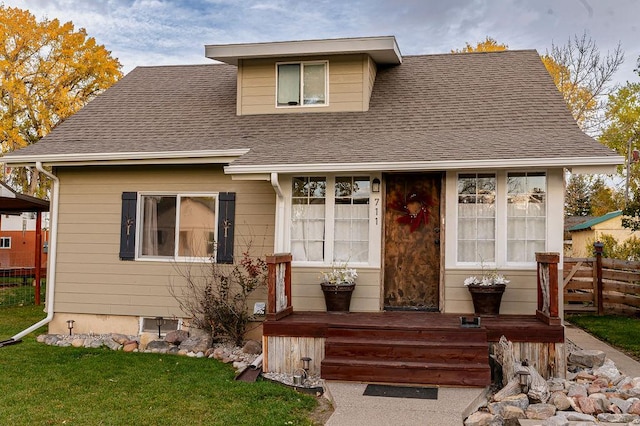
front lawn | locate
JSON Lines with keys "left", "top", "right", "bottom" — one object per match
{"left": 0, "top": 306, "right": 317, "bottom": 425}
{"left": 566, "top": 314, "right": 640, "bottom": 360}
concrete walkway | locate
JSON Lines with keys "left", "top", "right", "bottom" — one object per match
{"left": 322, "top": 325, "right": 640, "bottom": 426}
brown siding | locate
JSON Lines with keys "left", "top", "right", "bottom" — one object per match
{"left": 238, "top": 54, "right": 370, "bottom": 115}
{"left": 54, "top": 165, "right": 275, "bottom": 317}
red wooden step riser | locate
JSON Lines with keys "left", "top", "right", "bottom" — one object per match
{"left": 327, "top": 328, "right": 487, "bottom": 343}
{"left": 324, "top": 343, "right": 488, "bottom": 364}
{"left": 320, "top": 365, "right": 491, "bottom": 387}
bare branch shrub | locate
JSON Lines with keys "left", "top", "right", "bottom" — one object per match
{"left": 170, "top": 242, "right": 268, "bottom": 346}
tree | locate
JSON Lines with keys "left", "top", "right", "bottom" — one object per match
{"left": 451, "top": 36, "right": 508, "bottom": 53}
{"left": 589, "top": 177, "right": 622, "bottom": 216}
{"left": 600, "top": 82, "right": 640, "bottom": 197}
{"left": 565, "top": 174, "right": 592, "bottom": 216}
{"left": 0, "top": 6, "right": 122, "bottom": 195}
{"left": 542, "top": 32, "right": 624, "bottom": 135}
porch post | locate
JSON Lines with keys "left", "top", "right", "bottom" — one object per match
{"left": 34, "top": 211, "right": 42, "bottom": 305}
{"left": 266, "top": 253, "right": 293, "bottom": 320}
{"left": 535, "top": 252, "right": 561, "bottom": 325}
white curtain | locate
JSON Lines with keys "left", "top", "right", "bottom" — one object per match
{"left": 142, "top": 196, "right": 159, "bottom": 256}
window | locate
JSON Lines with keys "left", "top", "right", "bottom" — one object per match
{"left": 291, "top": 176, "right": 371, "bottom": 263}
{"left": 334, "top": 177, "right": 370, "bottom": 262}
{"left": 277, "top": 61, "right": 327, "bottom": 106}
{"left": 0, "top": 237, "right": 10, "bottom": 249}
{"left": 457, "top": 174, "right": 496, "bottom": 263}
{"left": 291, "top": 177, "right": 326, "bottom": 261}
{"left": 507, "top": 172, "right": 546, "bottom": 263}
{"left": 139, "top": 194, "right": 217, "bottom": 260}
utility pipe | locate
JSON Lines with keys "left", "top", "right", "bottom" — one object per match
{"left": 10, "top": 162, "right": 59, "bottom": 341}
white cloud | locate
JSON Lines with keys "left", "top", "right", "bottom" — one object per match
{"left": 2, "top": 0, "right": 639, "bottom": 83}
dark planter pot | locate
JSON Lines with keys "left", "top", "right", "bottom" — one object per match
{"left": 467, "top": 284, "right": 506, "bottom": 316}
{"left": 321, "top": 282, "right": 355, "bottom": 312}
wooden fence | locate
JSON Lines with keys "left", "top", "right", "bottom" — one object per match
{"left": 564, "top": 244, "right": 640, "bottom": 315}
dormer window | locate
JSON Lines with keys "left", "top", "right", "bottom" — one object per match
{"left": 277, "top": 61, "right": 327, "bottom": 107}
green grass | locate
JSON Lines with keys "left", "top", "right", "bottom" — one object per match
{"left": 0, "top": 306, "right": 317, "bottom": 425}
{"left": 0, "top": 282, "right": 46, "bottom": 307}
{"left": 566, "top": 314, "right": 640, "bottom": 360}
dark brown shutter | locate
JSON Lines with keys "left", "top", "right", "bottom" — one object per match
{"left": 216, "top": 192, "right": 236, "bottom": 264}
{"left": 119, "top": 192, "right": 137, "bottom": 260}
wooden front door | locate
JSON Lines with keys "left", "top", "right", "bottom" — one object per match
{"left": 384, "top": 173, "right": 441, "bottom": 310}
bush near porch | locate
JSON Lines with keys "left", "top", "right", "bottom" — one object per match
{"left": 0, "top": 306, "right": 317, "bottom": 425}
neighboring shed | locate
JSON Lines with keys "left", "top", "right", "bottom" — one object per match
{"left": 567, "top": 210, "right": 640, "bottom": 257}
{"left": 0, "top": 181, "right": 49, "bottom": 304}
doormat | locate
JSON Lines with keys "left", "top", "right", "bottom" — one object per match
{"left": 363, "top": 384, "right": 438, "bottom": 400}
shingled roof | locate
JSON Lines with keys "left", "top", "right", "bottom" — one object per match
{"left": 3, "top": 49, "right": 621, "bottom": 173}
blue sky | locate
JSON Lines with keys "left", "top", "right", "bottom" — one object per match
{"left": 4, "top": 0, "right": 640, "bottom": 86}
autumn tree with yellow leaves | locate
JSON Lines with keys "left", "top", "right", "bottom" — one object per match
{"left": 453, "top": 33, "right": 623, "bottom": 135}
{"left": 0, "top": 6, "right": 122, "bottom": 195}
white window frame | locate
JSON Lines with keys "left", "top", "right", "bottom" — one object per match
{"left": 275, "top": 60, "right": 329, "bottom": 108}
{"left": 456, "top": 173, "right": 497, "bottom": 265}
{"left": 0, "top": 237, "right": 10, "bottom": 249}
{"left": 135, "top": 192, "right": 219, "bottom": 262}
{"left": 505, "top": 171, "right": 548, "bottom": 265}
{"left": 285, "top": 174, "right": 381, "bottom": 267}
{"left": 453, "top": 170, "right": 547, "bottom": 268}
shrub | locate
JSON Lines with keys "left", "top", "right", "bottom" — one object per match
{"left": 170, "top": 246, "right": 268, "bottom": 346}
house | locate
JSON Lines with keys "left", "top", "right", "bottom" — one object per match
{"left": 3, "top": 36, "right": 623, "bottom": 385}
{"left": 0, "top": 181, "right": 49, "bottom": 303}
{"left": 568, "top": 210, "right": 640, "bottom": 257}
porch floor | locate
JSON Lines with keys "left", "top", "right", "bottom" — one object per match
{"left": 263, "top": 311, "right": 565, "bottom": 344}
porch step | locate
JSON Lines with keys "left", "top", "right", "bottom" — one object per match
{"left": 321, "top": 357, "right": 491, "bottom": 387}
{"left": 321, "top": 325, "right": 491, "bottom": 387}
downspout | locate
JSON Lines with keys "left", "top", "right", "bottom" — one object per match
{"left": 3, "top": 162, "right": 59, "bottom": 344}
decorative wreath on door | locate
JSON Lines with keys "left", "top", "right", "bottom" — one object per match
{"left": 388, "top": 191, "right": 433, "bottom": 233}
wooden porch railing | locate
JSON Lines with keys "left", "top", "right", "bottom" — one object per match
{"left": 536, "top": 252, "right": 561, "bottom": 325}
{"left": 266, "top": 253, "right": 293, "bottom": 320}
{"left": 564, "top": 243, "right": 640, "bottom": 315}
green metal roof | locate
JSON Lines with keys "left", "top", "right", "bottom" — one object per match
{"left": 568, "top": 210, "right": 622, "bottom": 231}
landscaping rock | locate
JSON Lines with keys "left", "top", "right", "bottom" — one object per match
{"left": 71, "top": 338, "right": 84, "bottom": 347}
{"left": 593, "top": 359, "right": 621, "bottom": 382}
{"left": 146, "top": 340, "right": 171, "bottom": 352}
{"left": 501, "top": 405, "right": 525, "bottom": 425}
{"left": 123, "top": 341, "right": 138, "bottom": 352}
{"left": 464, "top": 411, "right": 501, "bottom": 426}
{"left": 557, "top": 411, "right": 597, "bottom": 422}
{"left": 549, "top": 391, "right": 572, "bottom": 411}
{"left": 242, "top": 339, "right": 262, "bottom": 355}
{"left": 541, "top": 416, "right": 569, "bottom": 426}
{"left": 164, "top": 330, "right": 189, "bottom": 345}
{"left": 568, "top": 349, "right": 606, "bottom": 368}
{"left": 488, "top": 393, "right": 529, "bottom": 416}
{"left": 102, "top": 337, "right": 121, "bottom": 351}
{"left": 111, "top": 334, "right": 130, "bottom": 345}
{"left": 629, "top": 400, "right": 640, "bottom": 415}
{"left": 178, "top": 335, "right": 212, "bottom": 353}
{"left": 138, "top": 333, "right": 156, "bottom": 351}
{"left": 526, "top": 403, "right": 556, "bottom": 420}
{"left": 596, "top": 413, "right": 638, "bottom": 423}
{"left": 568, "top": 383, "right": 588, "bottom": 398}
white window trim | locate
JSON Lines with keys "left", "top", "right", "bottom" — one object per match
{"left": 275, "top": 60, "right": 329, "bottom": 108}
{"left": 135, "top": 192, "right": 219, "bottom": 262}
{"left": 0, "top": 237, "right": 10, "bottom": 249}
{"left": 283, "top": 174, "right": 381, "bottom": 267}
{"left": 449, "top": 170, "right": 548, "bottom": 269}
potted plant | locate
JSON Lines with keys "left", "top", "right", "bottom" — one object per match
{"left": 464, "top": 270, "right": 509, "bottom": 316}
{"left": 320, "top": 266, "right": 357, "bottom": 312}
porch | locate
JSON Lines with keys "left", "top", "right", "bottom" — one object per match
{"left": 263, "top": 311, "right": 564, "bottom": 387}
{"left": 262, "top": 254, "right": 565, "bottom": 387}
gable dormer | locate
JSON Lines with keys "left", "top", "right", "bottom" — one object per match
{"left": 205, "top": 36, "right": 402, "bottom": 115}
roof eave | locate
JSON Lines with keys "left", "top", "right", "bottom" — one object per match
{"left": 205, "top": 36, "right": 402, "bottom": 65}
{"left": 2, "top": 149, "right": 250, "bottom": 167}
{"left": 224, "top": 156, "right": 625, "bottom": 174}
